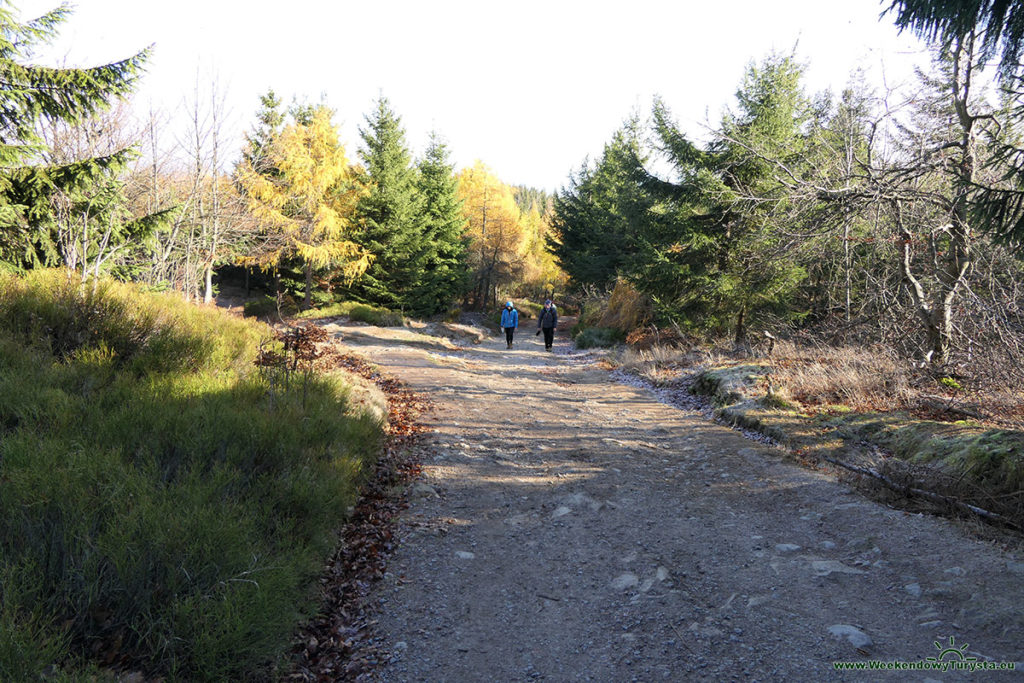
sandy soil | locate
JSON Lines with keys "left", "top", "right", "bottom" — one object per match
{"left": 323, "top": 319, "right": 1024, "bottom": 682}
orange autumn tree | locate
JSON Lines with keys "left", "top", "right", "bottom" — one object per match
{"left": 237, "top": 104, "right": 370, "bottom": 308}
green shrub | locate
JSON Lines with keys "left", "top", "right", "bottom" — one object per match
{"left": 296, "top": 300, "right": 357, "bottom": 320}
{"left": 243, "top": 295, "right": 277, "bottom": 318}
{"left": 574, "top": 326, "right": 625, "bottom": 349}
{"left": 517, "top": 300, "right": 541, "bottom": 320}
{"left": 0, "top": 270, "right": 383, "bottom": 680}
{"left": 348, "top": 303, "right": 404, "bottom": 327}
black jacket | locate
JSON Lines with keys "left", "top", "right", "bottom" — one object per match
{"left": 537, "top": 305, "right": 558, "bottom": 329}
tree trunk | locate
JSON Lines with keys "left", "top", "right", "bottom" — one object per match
{"left": 304, "top": 263, "right": 313, "bottom": 310}
{"left": 843, "top": 220, "right": 851, "bottom": 322}
{"left": 204, "top": 265, "right": 214, "bottom": 305}
{"left": 734, "top": 308, "right": 746, "bottom": 345}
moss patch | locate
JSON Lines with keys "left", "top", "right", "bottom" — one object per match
{"left": 689, "top": 362, "right": 1024, "bottom": 505}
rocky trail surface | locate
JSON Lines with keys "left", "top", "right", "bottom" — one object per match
{"left": 323, "top": 319, "right": 1024, "bottom": 682}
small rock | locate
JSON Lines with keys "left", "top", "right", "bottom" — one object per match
{"left": 611, "top": 572, "right": 640, "bottom": 590}
{"left": 409, "top": 482, "right": 438, "bottom": 499}
{"left": 775, "top": 543, "right": 801, "bottom": 554}
{"left": 904, "top": 583, "right": 922, "bottom": 598}
{"left": 455, "top": 551, "right": 475, "bottom": 560}
{"left": 656, "top": 566, "right": 670, "bottom": 582}
{"left": 551, "top": 506, "right": 571, "bottom": 519}
{"left": 812, "top": 560, "right": 867, "bottom": 577}
{"left": 819, "top": 541, "right": 837, "bottom": 550}
{"left": 1006, "top": 560, "right": 1024, "bottom": 576}
{"left": 944, "top": 566, "right": 967, "bottom": 577}
{"left": 919, "top": 620, "right": 943, "bottom": 628}
{"left": 747, "top": 595, "right": 772, "bottom": 608}
{"left": 828, "top": 624, "right": 873, "bottom": 649}
{"left": 394, "top": 641, "right": 408, "bottom": 651}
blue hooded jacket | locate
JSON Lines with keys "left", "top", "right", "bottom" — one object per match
{"left": 501, "top": 305, "right": 518, "bottom": 329}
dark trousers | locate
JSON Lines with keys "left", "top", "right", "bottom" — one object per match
{"left": 542, "top": 327, "right": 555, "bottom": 349}
{"left": 504, "top": 327, "right": 515, "bottom": 346}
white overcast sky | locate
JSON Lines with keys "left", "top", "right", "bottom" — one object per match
{"left": 17, "top": 0, "right": 931, "bottom": 190}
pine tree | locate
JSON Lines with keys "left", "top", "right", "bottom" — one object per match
{"left": 346, "top": 96, "right": 426, "bottom": 310}
{"left": 0, "top": 1, "right": 149, "bottom": 271}
{"left": 411, "top": 132, "right": 467, "bottom": 315}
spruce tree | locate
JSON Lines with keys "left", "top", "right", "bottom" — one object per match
{"left": 632, "top": 57, "right": 810, "bottom": 342}
{"left": 548, "top": 118, "right": 649, "bottom": 289}
{"left": 411, "top": 132, "right": 467, "bottom": 315}
{"left": 241, "top": 89, "right": 285, "bottom": 176}
{"left": 347, "top": 96, "right": 426, "bottom": 310}
{"left": 0, "top": 2, "right": 149, "bottom": 271}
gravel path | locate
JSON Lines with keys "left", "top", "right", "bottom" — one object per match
{"left": 326, "top": 321, "right": 1024, "bottom": 682}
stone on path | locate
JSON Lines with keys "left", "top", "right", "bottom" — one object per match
{"left": 409, "top": 482, "right": 438, "bottom": 499}
{"left": 812, "top": 560, "right": 867, "bottom": 577}
{"left": 828, "top": 624, "right": 873, "bottom": 649}
{"left": 611, "top": 572, "right": 639, "bottom": 590}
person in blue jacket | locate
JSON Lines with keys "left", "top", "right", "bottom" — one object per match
{"left": 501, "top": 300, "right": 519, "bottom": 349}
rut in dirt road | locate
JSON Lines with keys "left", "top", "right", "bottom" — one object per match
{"left": 326, "top": 320, "right": 1024, "bottom": 682}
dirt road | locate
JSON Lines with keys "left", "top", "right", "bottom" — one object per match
{"left": 325, "top": 320, "right": 1023, "bottom": 681}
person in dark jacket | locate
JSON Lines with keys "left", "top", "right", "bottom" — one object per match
{"left": 500, "top": 300, "right": 519, "bottom": 349}
{"left": 536, "top": 298, "right": 558, "bottom": 351}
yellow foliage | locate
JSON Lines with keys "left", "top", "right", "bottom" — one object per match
{"left": 456, "top": 161, "right": 524, "bottom": 261}
{"left": 236, "top": 106, "right": 371, "bottom": 283}
{"left": 454, "top": 162, "right": 567, "bottom": 304}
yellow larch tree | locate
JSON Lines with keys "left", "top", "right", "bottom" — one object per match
{"left": 237, "top": 105, "right": 370, "bottom": 308}
{"left": 518, "top": 205, "right": 566, "bottom": 299}
{"left": 455, "top": 161, "right": 526, "bottom": 309}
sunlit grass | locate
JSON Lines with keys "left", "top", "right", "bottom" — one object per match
{"left": 0, "top": 269, "right": 384, "bottom": 681}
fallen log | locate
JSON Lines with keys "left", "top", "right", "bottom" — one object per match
{"left": 819, "top": 452, "right": 1021, "bottom": 531}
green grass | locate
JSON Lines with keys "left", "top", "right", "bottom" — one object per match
{"left": 0, "top": 270, "right": 384, "bottom": 681}
{"left": 573, "top": 326, "right": 625, "bottom": 349}
{"left": 295, "top": 300, "right": 405, "bottom": 326}
{"left": 348, "top": 303, "right": 405, "bottom": 327}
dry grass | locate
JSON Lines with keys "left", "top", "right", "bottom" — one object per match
{"left": 597, "top": 279, "right": 651, "bottom": 332}
{"left": 767, "top": 340, "right": 912, "bottom": 413}
{"left": 616, "top": 333, "right": 1024, "bottom": 429}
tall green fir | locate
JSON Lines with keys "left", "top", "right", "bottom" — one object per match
{"left": 631, "top": 56, "right": 811, "bottom": 342}
{"left": 0, "top": 1, "right": 150, "bottom": 272}
{"left": 241, "top": 88, "right": 285, "bottom": 176}
{"left": 411, "top": 132, "right": 467, "bottom": 315}
{"left": 548, "top": 117, "right": 650, "bottom": 289}
{"left": 346, "top": 96, "right": 426, "bottom": 310}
